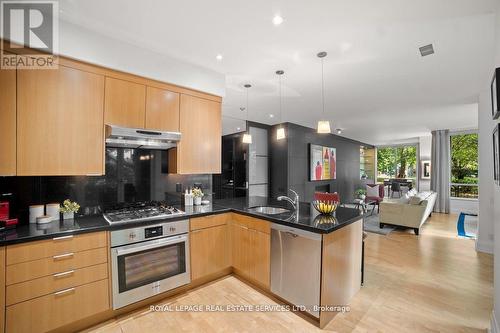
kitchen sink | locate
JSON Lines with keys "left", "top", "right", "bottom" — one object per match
{"left": 247, "top": 206, "right": 291, "bottom": 215}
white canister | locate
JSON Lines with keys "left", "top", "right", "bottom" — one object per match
{"left": 29, "top": 205, "right": 44, "bottom": 224}
{"left": 46, "top": 203, "right": 60, "bottom": 221}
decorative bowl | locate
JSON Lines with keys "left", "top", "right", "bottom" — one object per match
{"left": 312, "top": 200, "right": 338, "bottom": 215}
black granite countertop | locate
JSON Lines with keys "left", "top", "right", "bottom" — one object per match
{"left": 0, "top": 196, "right": 362, "bottom": 245}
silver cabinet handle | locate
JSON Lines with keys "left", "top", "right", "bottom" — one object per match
{"left": 53, "top": 253, "right": 74, "bottom": 260}
{"left": 54, "top": 287, "right": 75, "bottom": 296}
{"left": 53, "top": 270, "right": 75, "bottom": 278}
{"left": 53, "top": 235, "right": 73, "bottom": 241}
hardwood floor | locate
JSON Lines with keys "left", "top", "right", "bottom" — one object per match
{"left": 83, "top": 213, "right": 493, "bottom": 333}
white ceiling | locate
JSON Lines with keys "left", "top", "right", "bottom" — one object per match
{"left": 59, "top": 0, "right": 497, "bottom": 144}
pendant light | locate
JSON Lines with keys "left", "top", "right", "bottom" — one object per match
{"left": 242, "top": 84, "right": 252, "bottom": 144}
{"left": 276, "top": 70, "right": 286, "bottom": 140}
{"left": 316, "top": 51, "right": 331, "bottom": 134}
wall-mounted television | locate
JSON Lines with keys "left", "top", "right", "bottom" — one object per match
{"left": 309, "top": 144, "right": 336, "bottom": 181}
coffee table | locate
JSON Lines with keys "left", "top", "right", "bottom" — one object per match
{"left": 351, "top": 198, "right": 377, "bottom": 216}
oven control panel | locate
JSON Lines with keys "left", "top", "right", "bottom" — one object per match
{"left": 145, "top": 226, "right": 163, "bottom": 239}
{"left": 110, "top": 219, "right": 189, "bottom": 247}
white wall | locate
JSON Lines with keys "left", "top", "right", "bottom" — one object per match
{"left": 59, "top": 21, "right": 226, "bottom": 97}
{"left": 489, "top": 3, "right": 500, "bottom": 333}
{"left": 419, "top": 135, "right": 432, "bottom": 191}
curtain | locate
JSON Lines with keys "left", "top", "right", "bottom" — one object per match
{"left": 430, "top": 129, "right": 450, "bottom": 213}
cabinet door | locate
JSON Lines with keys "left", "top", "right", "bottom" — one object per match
{"left": 145, "top": 86, "right": 179, "bottom": 132}
{"left": 177, "top": 94, "right": 221, "bottom": 174}
{"left": 104, "top": 77, "right": 146, "bottom": 128}
{"left": 190, "top": 225, "right": 229, "bottom": 280}
{"left": 251, "top": 230, "right": 270, "bottom": 288}
{"left": 230, "top": 223, "right": 250, "bottom": 278}
{"left": 17, "top": 66, "right": 105, "bottom": 176}
{"left": 0, "top": 66, "right": 16, "bottom": 175}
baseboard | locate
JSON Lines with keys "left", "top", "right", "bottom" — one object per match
{"left": 476, "top": 240, "right": 494, "bottom": 254}
{"left": 490, "top": 310, "right": 500, "bottom": 333}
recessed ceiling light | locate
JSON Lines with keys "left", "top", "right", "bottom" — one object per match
{"left": 216, "top": 54, "right": 223, "bottom": 61}
{"left": 272, "top": 15, "right": 283, "bottom": 26}
{"left": 237, "top": 127, "right": 241, "bottom": 131}
{"left": 269, "top": 114, "right": 274, "bottom": 118}
{"left": 336, "top": 128, "right": 342, "bottom": 134}
{"left": 240, "top": 107, "right": 246, "bottom": 112}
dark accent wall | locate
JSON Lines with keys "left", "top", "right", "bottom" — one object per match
{"left": 0, "top": 148, "right": 212, "bottom": 225}
{"left": 270, "top": 123, "right": 374, "bottom": 203}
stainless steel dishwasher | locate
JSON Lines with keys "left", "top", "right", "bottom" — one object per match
{"left": 270, "top": 223, "right": 322, "bottom": 318}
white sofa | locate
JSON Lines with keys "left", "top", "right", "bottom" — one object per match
{"left": 379, "top": 191, "right": 437, "bottom": 235}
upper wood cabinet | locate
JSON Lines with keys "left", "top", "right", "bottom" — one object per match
{"left": 145, "top": 86, "right": 180, "bottom": 132}
{"left": 176, "top": 94, "right": 221, "bottom": 174}
{"left": 104, "top": 77, "right": 146, "bottom": 128}
{"left": 17, "top": 66, "right": 105, "bottom": 176}
{"left": 0, "top": 67, "right": 16, "bottom": 176}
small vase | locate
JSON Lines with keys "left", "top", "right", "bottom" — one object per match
{"left": 62, "top": 212, "right": 74, "bottom": 220}
{"left": 194, "top": 197, "right": 202, "bottom": 206}
{"left": 360, "top": 195, "right": 366, "bottom": 201}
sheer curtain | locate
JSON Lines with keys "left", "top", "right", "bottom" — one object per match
{"left": 430, "top": 129, "right": 450, "bottom": 213}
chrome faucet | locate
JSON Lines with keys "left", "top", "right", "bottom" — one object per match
{"left": 277, "top": 189, "right": 299, "bottom": 216}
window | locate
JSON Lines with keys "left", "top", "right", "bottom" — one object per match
{"left": 450, "top": 133, "right": 478, "bottom": 199}
{"left": 377, "top": 145, "right": 417, "bottom": 185}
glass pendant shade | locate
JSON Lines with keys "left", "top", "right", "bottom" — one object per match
{"left": 276, "top": 127, "right": 286, "bottom": 140}
{"left": 242, "top": 133, "right": 252, "bottom": 144}
{"left": 317, "top": 120, "right": 331, "bottom": 134}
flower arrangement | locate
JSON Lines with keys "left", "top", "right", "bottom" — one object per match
{"left": 192, "top": 188, "right": 204, "bottom": 198}
{"left": 60, "top": 199, "right": 80, "bottom": 213}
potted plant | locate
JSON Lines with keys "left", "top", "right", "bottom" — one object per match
{"left": 192, "top": 188, "right": 204, "bottom": 206}
{"left": 354, "top": 189, "right": 366, "bottom": 201}
{"left": 60, "top": 199, "right": 80, "bottom": 220}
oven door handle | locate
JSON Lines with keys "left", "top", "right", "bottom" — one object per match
{"left": 114, "top": 234, "right": 187, "bottom": 257}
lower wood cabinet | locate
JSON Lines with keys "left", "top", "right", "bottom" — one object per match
{"left": 190, "top": 224, "right": 230, "bottom": 281}
{"left": 6, "top": 279, "right": 109, "bottom": 333}
{"left": 230, "top": 216, "right": 270, "bottom": 289}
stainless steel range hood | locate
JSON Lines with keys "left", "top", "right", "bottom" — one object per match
{"left": 105, "top": 125, "right": 181, "bottom": 150}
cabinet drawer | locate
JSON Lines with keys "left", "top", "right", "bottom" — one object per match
{"left": 190, "top": 213, "right": 229, "bottom": 231}
{"left": 6, "top": 279, "right": 110, "bottom": 333}
{"left": 6, "top": 263, "right": 108, "bottom": 306}
{"left": 232, "top": 214, "right": 271, "bottom": 234}
{"left": 7, "top": 232, "right": 107, "bottom": 265}
{"left": 6, "top": 247, "right": 108, "bottom": 285}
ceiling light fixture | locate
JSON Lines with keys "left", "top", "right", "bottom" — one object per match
{"left": 216, "top": 54, "right": 223, "bottom": 61}
{"left": 272, "top": 15, "right": 284, "bottom": 26}
{"left": 242, "top": 84, "right": 253, "bottom": 144}
{"left": 237, "top": 127, "right": 241, "bottom": 131}
{"left": 316, "top": 51, "right": 331, "bottom": 134}
{"left": 336, "top": 128, "right": 342, "bottom": 134}
{"left": 269, "top": 114, "right": 274, "bottom": 118}
{"left": 419, "top": 44, "right": 434, "bottom": 57}
{"left": 276, "top": 70, "right": 286, "bottom": 140}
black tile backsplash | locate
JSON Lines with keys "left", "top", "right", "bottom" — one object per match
{"left": 0, "top": 148, "right": 212, "bottom": 225}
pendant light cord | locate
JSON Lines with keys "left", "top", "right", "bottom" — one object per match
{"left": 321, "top": 57, "right": 325, "bottom": 118}
{"left": 279, "top": 74, "right": 282, "bottom": 123}
{"left": 246, "top": 87, "right": 249, "bottom": 121}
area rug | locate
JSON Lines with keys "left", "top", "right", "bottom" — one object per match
{"left": 457, "top": 212, "right": 478, "bottom": 239}
{"left": 363, "top": 213, "right": 395, "bottom": 235}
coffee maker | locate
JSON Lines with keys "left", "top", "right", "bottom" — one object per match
{"left": 0, "top": 193, "right": 18, "bottom": 230}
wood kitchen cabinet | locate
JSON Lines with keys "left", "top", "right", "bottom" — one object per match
{"left": 145, "top": 86, "right": 180, "bottom": 132}
{"left": 104, "top": 77, "right": 146, "bottom": 128}
{"left": 190, "top": 214, "right": 230, "bottom": 281}
{"left": 17, "top": 65, "right": 105, "bottom": 176}
{"left": 173, "top": 94, "right": 221, "bottom": 174}
{"left": 0, "top": 65, "right": 16, "bottom": 176}
{"left": 230, "top": 215, "right": 270, "bottom": 289}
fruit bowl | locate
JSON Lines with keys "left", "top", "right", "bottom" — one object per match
{"left": 312, "top": 200, "right": 338, "bottom": 215}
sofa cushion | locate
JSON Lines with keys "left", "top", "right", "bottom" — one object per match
{"left": 366, "top": 184, "right": 380, "bottom": 198}
{"left": 409, "top": 196, "right": 422, "bottom": 205}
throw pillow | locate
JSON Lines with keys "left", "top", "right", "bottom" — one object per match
{"left": 409, "top": 196, "right": 422, "bottom": 205}
{"left": 366, "top": 185, "right": 380, "bottom": 198}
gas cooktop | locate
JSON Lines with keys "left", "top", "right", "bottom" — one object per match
{"left": 103, "top": 201, "right": 185, "bottom": 224}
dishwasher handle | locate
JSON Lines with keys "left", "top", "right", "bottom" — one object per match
{"left": 270, "top": 223, "right": 322, "bottom": 241}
